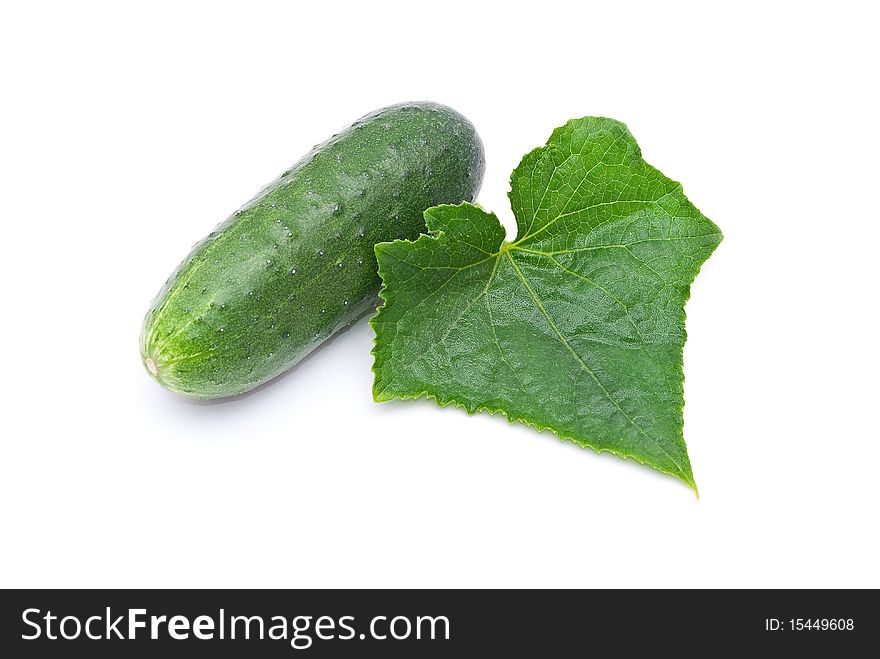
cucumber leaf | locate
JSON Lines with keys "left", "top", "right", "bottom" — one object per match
{"left": 370, "top": 117, "right": 721, "bottom": 491}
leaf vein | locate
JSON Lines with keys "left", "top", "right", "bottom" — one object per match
{"left": 504, "top": 251, "right": 687, "bottom": 478}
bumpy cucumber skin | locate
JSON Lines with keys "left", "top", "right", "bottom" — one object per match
{"left": 141, "top": 102, "right": 484, "bottom": 398}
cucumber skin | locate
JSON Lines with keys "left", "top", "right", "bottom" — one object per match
{"left": 141, "top": 102, "right": 484, "bottom": 398}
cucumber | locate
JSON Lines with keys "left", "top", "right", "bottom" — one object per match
{"left": 141, "top": 102, "right": 484, "bottom": 398}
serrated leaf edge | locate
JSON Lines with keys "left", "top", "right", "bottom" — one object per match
{"left": 369, "top": 208, "right": 717, "bottom": 496}
{"left": 371, "top": 119, "right": 723, "bottom": 496}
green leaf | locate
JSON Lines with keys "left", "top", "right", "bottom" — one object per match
{"left": 370, "top": 117, "right": 722, "bottom": 491}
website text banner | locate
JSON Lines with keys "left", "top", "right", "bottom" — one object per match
{"left": 1, "top": 589, "right": 872, "bottom": 657}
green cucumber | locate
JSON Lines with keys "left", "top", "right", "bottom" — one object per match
{"left": 141, "top": 102, "right": 484, "bottom": 398}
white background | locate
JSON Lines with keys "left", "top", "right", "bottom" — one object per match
{"left": 1, "top": 1, "right": 877, "bottom": 588}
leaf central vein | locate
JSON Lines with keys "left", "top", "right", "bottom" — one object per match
{"left": 504, "top": 251, "right": 687, "bottom": 478}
